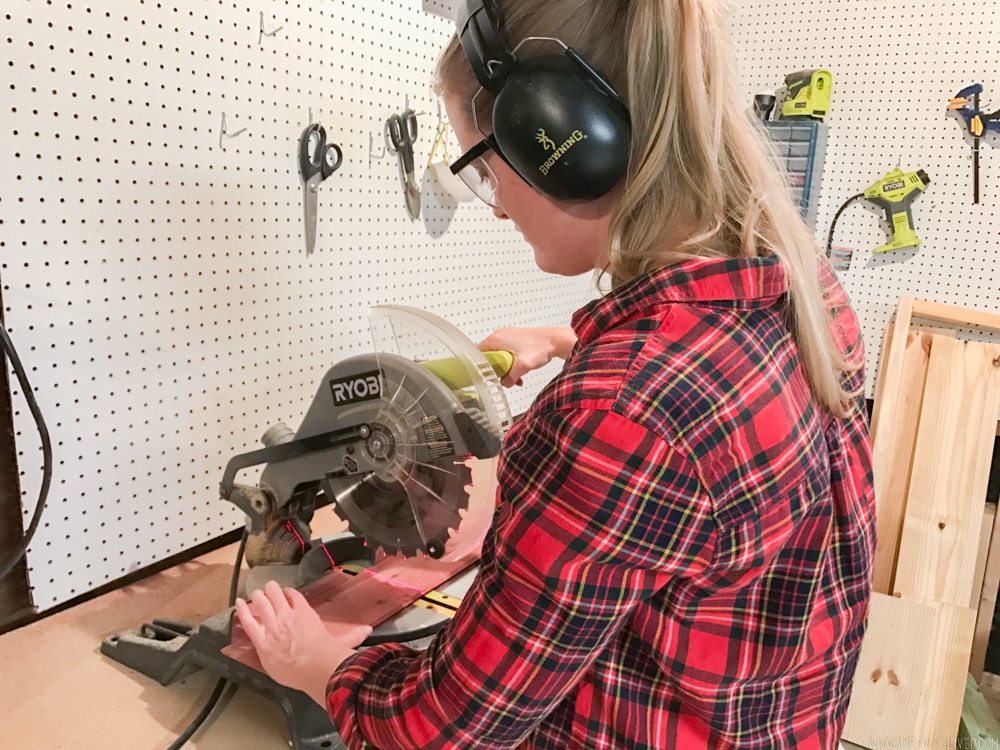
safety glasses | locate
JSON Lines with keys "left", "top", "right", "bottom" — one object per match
{"left": 448, "top": 136, "right": 502, "bottom": 208}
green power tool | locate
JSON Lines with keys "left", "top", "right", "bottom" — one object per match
{"left": 863, "top": 167, "right": 931, "bottom": 254}
{"left": 779, "top": 69, "right": 833, "bottom": 121}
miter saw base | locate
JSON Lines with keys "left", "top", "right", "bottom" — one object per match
{"left": 101, "top": 534, "right": 475, "bottom": 750}
{"left": 104, "top": 611, "right": 346, "bottom": 750}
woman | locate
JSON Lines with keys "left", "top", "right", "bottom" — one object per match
{"left": 236, "top": 1, "right": 875, "bottom": 748}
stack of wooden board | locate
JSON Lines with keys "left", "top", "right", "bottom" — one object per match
{"left": 843, "top": 298, "right": 1000, "bottom": 749}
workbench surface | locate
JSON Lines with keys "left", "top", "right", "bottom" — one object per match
{"left": 0, "top": 514, "right": 349, "bottom": 750}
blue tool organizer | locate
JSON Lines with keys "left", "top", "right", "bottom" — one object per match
{"left": 763, "top": 120, "right": 828, "bottom": 231}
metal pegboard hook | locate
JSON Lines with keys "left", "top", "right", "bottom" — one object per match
{"left": 369, "top": 131, "right": 387, "bottom": 168}
{"left": 219, "top": 113, "right": 247, "bottom": 151}
{"left": 259, "top": 11, "right": 284, "bottom": 45}
{"left": 403, "top": 94, "right": 430, "bottom": 120}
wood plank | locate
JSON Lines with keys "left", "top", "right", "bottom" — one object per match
{"left": 972, "top": 504, "right": 997, "bottom": 611}
{"left": 869, "top": 297, "right": 914, "bottom": 447}
{"left": 977, "top": 672, "right": 1000, "bottom": 725}
{"left": 871, "top": 329, "right": 933, "bottom": 594}
{"left": 912, "top": 299, "right": 1000, "bottom": 333}
{"left": 893, "top": 337, "right": 1000, "bottom": 608}
{"left": 960, "top": 672, "right": 1000, "bottom": 745}
{"left": 222, "top": 550, "right": 479, "bottom": 671}
{"left": 973, "top": 505, "right": 1000, "bottom": 681}
{"left": 842, "top": 592, "right": 977, "bottom": 749}
{"left": 910, "top": 325, "right": 957, "bottom": 339}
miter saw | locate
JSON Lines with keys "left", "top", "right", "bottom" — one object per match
{"left": 223, "top": 304, "right": 512, "bottom": 581}
{"left": 101, "top": 305, "right": 513, "bottom": 750}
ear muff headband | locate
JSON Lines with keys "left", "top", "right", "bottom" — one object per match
{"left": 457, "top": 0, "right": 515, "bottom": 91}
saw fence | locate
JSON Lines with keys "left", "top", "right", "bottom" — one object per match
{"left": 843, "top": 298, "right": 1000, "bottom": 748}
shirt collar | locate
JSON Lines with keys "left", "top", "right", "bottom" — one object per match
{"left": 572, "top": 255, "right": 789, "bottom": 347}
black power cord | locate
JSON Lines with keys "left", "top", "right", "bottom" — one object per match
{"left": 0, "top": 320, "right": 53, "bottom": 582}
{"left": 825, "top": 192, "right": 866, "bottom": 259}
{"left": 165, "top": 678, "right": 234, "bottom": 750}
{"left": 165, "top": 529, "right": 248, "bottom": 750}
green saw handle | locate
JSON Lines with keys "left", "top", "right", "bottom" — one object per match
{"left": 420, "top": 350, "right": 514, "bottom": 391}
{"left": 483, "top": 350, "right": 514, "bottom": 378}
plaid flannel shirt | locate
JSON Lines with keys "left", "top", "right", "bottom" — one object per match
{"left": 328, "top": 254, "right": 875, "bottom": 749}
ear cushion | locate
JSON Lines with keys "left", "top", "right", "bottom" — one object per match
{"left": 491, "top": 55, "right": 631, "bottom": 202}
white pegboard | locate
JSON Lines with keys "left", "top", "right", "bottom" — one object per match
{"left": 731, "top": 1, "right": 1000, "bottom": 396}
{"left": 0, "top": 0, "right": 593, "bottom": 611}
{"left": 421, "top": 0, "right": 458, "bottom": 21}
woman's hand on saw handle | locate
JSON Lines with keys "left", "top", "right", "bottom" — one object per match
{"left": 479, "top": 326, "right": 577, "bottom": 387}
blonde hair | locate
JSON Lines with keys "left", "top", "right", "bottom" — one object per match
{"left": 436, "top": 0, "right": 860, "bottom": 417}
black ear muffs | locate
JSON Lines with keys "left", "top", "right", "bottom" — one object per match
{"left": 492, "top": 55, "right": 630, "bottom": 202}
{"left": 456, "top": 0, "right": 631, "bottom": 203}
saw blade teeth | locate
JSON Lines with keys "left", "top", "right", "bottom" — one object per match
{"left": 324, "top": 455, "right": 473, "bottom": 559}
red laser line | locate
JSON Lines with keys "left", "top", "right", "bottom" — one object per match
{"left": 285, "top": 521, "right": 308, "bottom": 556}
{"left": 284, "top": 520, "right": 339, "bottom": 571}
{"left": 361, "top": 567, "right": 427, "bottom": 594}
{"left": 282, "top": 523, "right": 428, "bottom": 592}
{"left": 319, "top": 544, "right": 337, "bottom": 570}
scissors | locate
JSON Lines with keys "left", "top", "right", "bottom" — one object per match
{"left": 298, "top": 122, "right": 343, "bottom": 254}
{"left": 385, "top": 109, "right": 421, "bottom": 220}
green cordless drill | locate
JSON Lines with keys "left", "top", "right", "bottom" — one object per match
{"left": 863, "top": 167, "right": 931, "bottom": 254}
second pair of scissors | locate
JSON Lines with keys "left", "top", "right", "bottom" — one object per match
{"left": 385, "top": 110, "right": 421, "bottom": 220}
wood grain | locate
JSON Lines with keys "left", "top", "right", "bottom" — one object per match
{"left": 972, "top": 504, "right": 1000, "bottom": 681}
{"left": 911, "top": 299, "right": 1000, "bottom": 333}
{"left": 972, "top": 504, "right": 997, "bottom": 612}
{"left": 871, "top": 328, "right": 933, "bottom": 594}
{"left": 222, "top": 551, "right": 479, "bottom": 671}
{"left": 893, "top": 337, "right": 1000, "bottom": 608}
{"left": 842, "top": 593, "right": 976, "bottom": 749}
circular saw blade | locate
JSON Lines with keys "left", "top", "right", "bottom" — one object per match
{"left": 327, "top": 457, "right": 472, "bottom": 558}
{"left": 320, "top": 304, "right": 511, "bottom": 560}
{"left": 326, "top": 350, "right": 476, "bottom": 559}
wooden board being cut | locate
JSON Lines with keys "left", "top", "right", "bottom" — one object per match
{"left": 892, "top": 337, "right": 1000, "bottom": 608}
{"left": 222, "top": 551, "right": 479, "bottom": 671}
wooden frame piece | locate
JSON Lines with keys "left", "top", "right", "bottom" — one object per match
{"left": 870, "top": 298, "right": 1000, "bottom": 595}
{"left": 972, "top": 504, "right": 1000, "bottom": 681}
{"left": 870, "top": 328, "right": 934, "bottom": 594}
{"left": 842, "top": 593, "right": 977, "bottom": 749}
{"left": 892, "top": 337, "right": 1000, "bottom": 607}
{"left": 910, "top": 300, "right": 1000, "bottom": 333}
